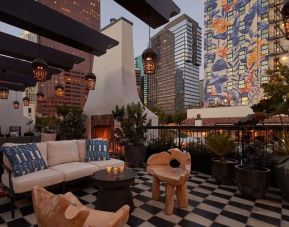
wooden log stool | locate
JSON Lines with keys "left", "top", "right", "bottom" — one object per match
{"left": 147, "top": 148, "right": 191, "bottom": 215}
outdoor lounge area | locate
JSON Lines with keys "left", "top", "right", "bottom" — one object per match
{"left": 3, "top": 0, "right": 289, "bottom": 226}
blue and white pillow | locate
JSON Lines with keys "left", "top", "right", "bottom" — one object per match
{"left": 85, "top": 139, "right": 110, "bottom": 162}
{"left": 3, "top": 143, "right": 47, "bottom": 177}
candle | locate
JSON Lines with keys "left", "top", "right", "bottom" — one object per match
{"left": 119, "top": 165, "right": 124, "bottom": 174}
{"left": 106, "top": 167, "right": 112, "bottom": 174}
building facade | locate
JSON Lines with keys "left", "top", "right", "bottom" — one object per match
{"left": 148, "top": 14, "right": 202, "bottom": 114}
{"left": 36, "top": 0, "right": 100, "bottom": 115}
{"left": 204, "top": 0, "right": 288, "bottom": 107}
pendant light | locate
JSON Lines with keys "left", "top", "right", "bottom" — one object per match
{"left": 84, "top": 61, "right": 96, "bottom": 90}
{"left": 0, "top": 70, "right": 9, "bottom": 99}
{"left": 32, "top": 37, "right": 48, "bottom": 82}
{"left": 13, "top": 91, "right": 19, "bottom": 109}
{"left": 55, "top": 83, "right": 65, "bottom": 97}
{"left": 142, "top": 27, "right": 158, "bottom": 75}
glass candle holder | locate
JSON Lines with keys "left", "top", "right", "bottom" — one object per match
{"left": 106, "top": 166, "right": 112, "bottom": 174}
{"left": 119, "top": 165, "right": 124, "bottom": 174}
{"left": 112, "top": 167, "right": 119, "bottom": 175}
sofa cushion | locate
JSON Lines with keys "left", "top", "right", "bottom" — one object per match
{"left": 2, "top": 142, "right": 48, "bottom": 170}
{"left": 88, "top": 159, "right": 124, "bottom": 170}
{"left": 47, "top": 140, "right": 80, "bottom": 167}
{"left": 3, "top": 143, "right": 47, "bottom": 177}
{"left": 2, "top": 169, "right": 63, "bottom": 193}
{"left": 50, "top": 162, "right": 97, "bottom": 181}
{"left": 85, "top": 139, "right": 109, "bottom": 162}
{"left": 76, "top": 140, "right": 86, "bottom": 162}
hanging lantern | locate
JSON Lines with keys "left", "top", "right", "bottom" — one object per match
{"left": 32, "top": 58, "right": 48, "bottom": 82}
{"left": 84, "top": 72, "right": 96, "bottom": 90}
{"left": 0, "top": 87, "right": 9, "bottom": 99}
{"left": 142, "top": 48, "right": 157, "bottom": 75}
{"left": 36, "top": 91, "right": 45, "bottom": 102}
{"left": 55, "top": 83, "right": 65, "bottom": 97}
{"left": 23, "top": 97, "right": 30, "bottom": 106}
{"left": 282, "top": 1, "right": 289, "bottom": 40}
{"left": 13, "top": 100, "right": 20, "bottom": 109}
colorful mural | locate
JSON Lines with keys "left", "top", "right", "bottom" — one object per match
{"left": 204, "top": 0, "right": 269, "bottom": 107}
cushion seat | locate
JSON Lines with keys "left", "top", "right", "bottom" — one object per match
{"left": 2, "top": 169, "right": 63, "bottom": 194}
{"left": 88, "top": 159, "right": 124, "bottom": 170}
{"left": 50, "top": 162, "right": 98, "bottom": 181}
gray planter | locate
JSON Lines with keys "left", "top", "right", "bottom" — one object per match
{"left": 235, "top": 165, "right": 271, "bottom": 199}
{"left": 124, "top": 145, "right": 146, "bottom": 168}
{"left": 211, "top": 159, "right": 238, "bottom": 185}
{"left": 274, "top": 156, "right": 289, "bottom": 201}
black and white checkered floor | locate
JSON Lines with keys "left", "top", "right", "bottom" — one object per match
{"left": 0, "top": 168, "right": 289, "bottom": 227}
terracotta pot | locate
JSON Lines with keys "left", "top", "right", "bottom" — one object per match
{"left": 211, "top": 159, "right": 238, "bottom": 185}
{"left": 235, "top": 165, "right": 271, "bottom": 199}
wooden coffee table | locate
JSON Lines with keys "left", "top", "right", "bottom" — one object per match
{"left": 92, "top": 168, "right": 136, "bottom": 213}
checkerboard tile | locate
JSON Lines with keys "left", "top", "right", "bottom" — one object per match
{"left": 0, "top": 167, "right": 289, "bottom": 227}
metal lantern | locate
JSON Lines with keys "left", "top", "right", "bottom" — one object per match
{"left": 142, "top": 48, "right": 158, "bottom": 75}
{"left": 36, "top": 91, "right": 45, "bottom": 102}
{"left": 282, "top": 1, "right": 289, "bottom": 40}
{"left": 84, "top": 72, "right": 96, "bottom": 90}
{"left": 0, "top": 87, "right": 9, "bottom": 99}
{"left": 32, "top": 58, "right": 48, "bottom": 82}
{"left": 55, "top": 83, "right": 65, "bottom": 97}
{"left": 13, "top": 100, "right": 19, "bottom": 109}
{"left": 23, "top": 97, "right": 30, "bottom": 106}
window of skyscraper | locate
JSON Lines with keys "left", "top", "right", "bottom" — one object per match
{"left": 227, "top": 25, "right": 233, "bottom": 34}
{"left": 261, "top": 60, "right": 268, "bottom": 70}
{"left": 227, "top": 52, "right": 233, "bottom": 61}
{"left": 261, "top": 29, "right": 269, "bottom": 38}
{"left": 227, "top": 67, "right": 233, "bottom": 77}
{"left": 239, "top": 35, "right": 245, "bottom": 46}
{"left": 261, "top": 13, "right": 269, "bottom": 23}
{"left": 241, "top": 97, "right": 249, "bottom": 105}
{"left": 226, "top": 81, "right": 233, "bottom": 90}
{"left": 239, "top": 6, "right": 245, "bottom": 16}
{"left": 261, "top": 0, "right": 269, "bottom": 7}
{"left": 227, "top": 11, "right": 233, "bottom": 20}
{"left": 239, "top": 21, "right": 245, "bottom": 31}
{"left": 238, "top": 80, "right": 245, "bottom": 89}
{"left": 227, "top": 38, "right": 233, "bottom": 48}
{"left": 207, "top": 85, "right": 212, "bottom": 92}
{"left": 261, "top": 44, "right": 269, "bottom": 55}
{"left": 239, "top": 51, "right": 246, "bottom": 59}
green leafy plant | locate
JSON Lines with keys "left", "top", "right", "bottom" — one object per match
{"left": 205, "top": 132, "right": 235, "bottom": 161}
{"left": 185, "top": 142, "right": 209, "bottom": 155}
{"left": 36, "top": 115, "right": 59, "bottom": 133}
{"left": 57, "top": 106, "right": 87, "bottom": 140}
{"left": 112, "top": 102, "right": 152, "bottom": 146}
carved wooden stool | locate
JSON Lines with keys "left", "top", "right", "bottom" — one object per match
{"left": 147, "top": 149, "right": 191, "bottom": 215}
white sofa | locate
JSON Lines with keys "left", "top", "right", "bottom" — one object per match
{"left": 1, "top": 139, "right": 124, "bottom": 217}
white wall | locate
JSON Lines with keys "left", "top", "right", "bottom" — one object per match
{"left": 84, "top": 18, "right": 158, "bottom": 125}
{"left": 187, "top": 106, "right": 254, "bottom": 119}
{"left": 0, "top": 91, "right": 34, "bottom": 135}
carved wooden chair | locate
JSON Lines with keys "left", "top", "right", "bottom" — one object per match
{"left": 147, "top": 148, "right": 191, "bottom": 215}
{"left": 32, "top": 186, "right": 130, "bottom": 227}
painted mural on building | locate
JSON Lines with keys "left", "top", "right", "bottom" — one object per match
{"left": 204, "top": 0, "right": 269, "bottom": 107}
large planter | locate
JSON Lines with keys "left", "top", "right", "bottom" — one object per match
{"left": 235, "top": 165, "right": 271, "bottom": 199}
{"left": 211, "top": 159, "right": 237, "bottom": 185}
{"left": 191, "top": 153, "right": 212, "bottom": 174}
{"left": 124, "top": 145, "right": 146, "bottom": 168}
{"left": 274, "top": 156, "right": 289, "bottom": 201}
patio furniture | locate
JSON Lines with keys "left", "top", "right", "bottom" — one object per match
{"left": 92, "top": 168, "right": 136, "bottom": 213}
{"left": 32, "top": 185, "right": 130, "bottom": 227}
{"left": 1, "top": 139, "right": 124, "bottom": 218}
{"left": 41, "top": 132, "right": 57, "bottom": 142}
{"left": 147, "top": 148, "right": 191, "bottom": 215}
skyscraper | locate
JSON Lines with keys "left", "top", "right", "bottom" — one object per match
{"left": 204, "top": 0, "right": 288, "bottom": 107}
{"left": 36, "top": 0, "right": 100, "bottom": 115}
{"left": 148, "top": 14, "right": 202, "bottom": 114}
{"left": 135, "top": 55, "right": 148, "bottom": 105}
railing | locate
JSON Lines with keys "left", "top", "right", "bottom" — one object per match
{"left": 145, "top": 125, "right": 289, "bottom": 153}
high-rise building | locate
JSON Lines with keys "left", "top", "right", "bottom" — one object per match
{"left": 148, "top": 14, "right": 202, "bottom": 114}
{"left": 36, "top": 0, "right": 100, "bottom": 115}
{"left": 203, "top": 0, "right": 288, "bottom": 107}
{"left": 135, "top": 55, "right": 148, "bottom": 105}
{"left": 135, "top": 68, "right": 141, "bottom": 98}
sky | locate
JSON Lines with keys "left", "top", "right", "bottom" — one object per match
{"left": 0, "top": 0, "right": 205, "bottom": 75}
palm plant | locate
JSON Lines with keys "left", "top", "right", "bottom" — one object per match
{"left": 205, "top": 132, "right": 235, "bottom": 162}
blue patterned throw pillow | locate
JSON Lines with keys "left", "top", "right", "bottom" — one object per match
{"left": 3, "top": 143, "right": 47, "bottom": 177}
{"left": 85, "top": 139, "right": 110, "bottom": 162}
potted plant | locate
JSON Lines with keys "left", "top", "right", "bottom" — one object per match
{"left": 185, "top": 142, "right": 212, "bottom": 174}
{"left": 273, "top": 131, "right": 289, "bottom": 201}
{"left": 235, "top": 141, "right": 271, "bottom": 199}
{"left": 113, "top": 102, "right": 152, "bottom": 167}
{"left": 205, "top": 132, "right": 237, "bottom": 185}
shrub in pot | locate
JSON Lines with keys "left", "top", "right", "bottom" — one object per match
{"left": 273, "top": 132, "right": 289, "bottom": 201}
{"left": 113, "top": 102, "right": 152, "bottom": 167}
{"left": 205, "top": 132, "right": 237, "bottom": 185}
{"left": 185, "top": 142, "right": 212, "bottom": 174}
{"left": 236, "top": 142, "right": 271, "bottom": 199}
